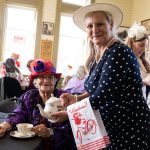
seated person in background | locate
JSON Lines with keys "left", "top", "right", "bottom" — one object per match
{"left": 0, "top": 59, "right": 76, "bottom": 150}
{"left": 61, "top": 75, "right": 72, "bottom": 88}
{"left": 26, "top": 59, "right": 34, "bottom": 72}
{"left": 126, "top": 23, "right": 150, "bottom": 100}
{"left": 24, "top": 59, "right": 36, "bottom": 91}
{"left": 62, "top": 65, "right": 87, "bottom": 94}
{"left": 0, "top": 58, "right": 24, "bottom": 87}
{"left": 11, "top": 53, "right": 20, "bottom": 68}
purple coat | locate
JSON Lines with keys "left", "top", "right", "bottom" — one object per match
{"left": 5, "top": 89, "right": 77, "bottom": 150}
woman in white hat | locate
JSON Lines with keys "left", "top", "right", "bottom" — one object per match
{"left": 60, "top": 3, "right": 150, "bottom": 149}
{"left": 126, "top": 23, "right": 150, "bottom": 101}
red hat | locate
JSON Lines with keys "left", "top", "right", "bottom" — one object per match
{"left": 30, "top": 59, "right": 61, "bottom": 80}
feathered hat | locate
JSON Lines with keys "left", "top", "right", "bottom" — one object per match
{"left": 30, "top": 59, "right": 61, "bottom": 80}
{"left": 128, "top": 23, "right": 148, "bottom": 41}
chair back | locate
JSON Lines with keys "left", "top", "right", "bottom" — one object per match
{"left": 0, "top": 97, "right": 19, "bottom": 113}
{"left": 0, "top": 77, "right": 23, "bottom": 101}
{"left": 0, "top": 77, "right": 4, "bottom": 101}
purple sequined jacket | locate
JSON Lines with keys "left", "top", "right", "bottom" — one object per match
{"left": 5, "top": 89, "right": 77, "bottom": 150}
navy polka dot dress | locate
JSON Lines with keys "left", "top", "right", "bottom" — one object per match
{"left": 85, "top": 41, "right": 150, "bottom": 150}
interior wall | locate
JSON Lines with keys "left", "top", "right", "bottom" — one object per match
{"left": 132, "top": 0, "right": 150, "bottom": 24}
{"left": 41, "top": 0, "right": 57, "bottom": 41}
{"left": 95, "top": 0, "right": 133, "bottom": 27}
{"left": 41, "top": 0, "right": 58, "bottom": 65}
{"left": 48, "top": 0, "right": 150, "bottom": 33}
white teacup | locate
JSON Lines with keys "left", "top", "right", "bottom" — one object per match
{"left": 16, "top": 123, "right": 33, "bottom": 135}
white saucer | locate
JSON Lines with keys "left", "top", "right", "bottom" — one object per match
{"left": 10, "top": 131, "right": 35, "bottom": 138}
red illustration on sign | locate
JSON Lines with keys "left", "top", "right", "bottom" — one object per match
{"left": 72, "top": 112, "right": 97, "bottom": 144}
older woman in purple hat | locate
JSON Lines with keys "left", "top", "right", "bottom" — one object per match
{"left": 0, "top": 59, "right": 76, "bottom": 150}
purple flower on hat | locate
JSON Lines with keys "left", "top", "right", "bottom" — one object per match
{"left": 34, "top": 60, "right": 45, "bottom": 72}
{"left": 50, "top": 67, "right": 56, "bottom": 73}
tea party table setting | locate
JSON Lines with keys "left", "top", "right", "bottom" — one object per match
{"left": 0, "top": 122, "right": 43, "bottom": 150}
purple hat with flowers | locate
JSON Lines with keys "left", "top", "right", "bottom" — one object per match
{"left": 30, "top": 59, "right": 61, "bottom": 80}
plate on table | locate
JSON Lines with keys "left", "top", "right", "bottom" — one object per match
{"left": 10, "top": 131, "right": 35, "bottom": 138}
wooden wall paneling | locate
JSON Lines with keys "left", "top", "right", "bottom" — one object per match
{"left": 40, "top": 40, "right": 52, "bottom": 61}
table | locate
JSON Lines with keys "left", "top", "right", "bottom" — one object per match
{"left": 0, "top": 112, "right": 43, "bottom": 150}
{"left": 0, "top": 132, "right": 43, "bottom": 150}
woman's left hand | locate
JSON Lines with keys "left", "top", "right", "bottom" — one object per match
{"left": 32, "top": 124, "right": 51, "bottom": 138}
{"left": 51, "top": 111, "right": 68, "bottom": 123}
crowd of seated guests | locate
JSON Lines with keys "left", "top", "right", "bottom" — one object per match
{"left": 62, "top": 65, "right": 87, "bottom": 95}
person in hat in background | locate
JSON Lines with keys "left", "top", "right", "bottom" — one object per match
{"left": 126, "top": 23, "right": 150, "bottom": 101}
{"left": 0, "top": 59, "right": 77, "bottom": 150}
{"left": 60, "top": 3, "right": 150, "bottom": 149}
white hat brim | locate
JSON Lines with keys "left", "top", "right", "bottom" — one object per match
{"left": 73, "top": 3, "right": 123, "bottom": 31}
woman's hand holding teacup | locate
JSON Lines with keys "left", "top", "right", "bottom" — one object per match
{"left": 0, "top": 122, "right": 12, "bottom": 137}
{"left": 32, "top": 124, "right": 51, "bottom": 138}
{"left": 0, "top": 125, "right": 7, "bottom": 137}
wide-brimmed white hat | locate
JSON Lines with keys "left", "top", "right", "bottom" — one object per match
{"left": 73, "top": 3, "right": 123, "bottom": 31}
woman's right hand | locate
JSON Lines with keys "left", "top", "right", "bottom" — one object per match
{"left": 60, "top": 93, "right": 76, "bottom": 107}
{"left": 0, "top": 122, "right": 11, "bottom": 137}
{"left": 143, "top": 74, "right": 150, "bottom": 86}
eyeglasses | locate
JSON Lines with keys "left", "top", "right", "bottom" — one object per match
{"left": 38, "top": 75, "right": 55, "bottom": 80}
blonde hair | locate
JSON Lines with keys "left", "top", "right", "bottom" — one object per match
{"left": 126, "top": 36, "right": 150, "bottom": 72}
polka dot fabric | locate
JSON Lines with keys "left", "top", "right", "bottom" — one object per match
{"left": 85, "top": 41, "right": 150, "bottom": 149}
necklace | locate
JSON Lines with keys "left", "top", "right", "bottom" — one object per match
{"left": 95, "top": 37, "right": 116, "bottom": 63}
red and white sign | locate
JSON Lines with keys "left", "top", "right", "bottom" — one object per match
{"left": 67, "top": 98, "right": 110, "bottom": 150}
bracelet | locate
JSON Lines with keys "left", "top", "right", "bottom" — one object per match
{"left": 48, "top": 128, "right": 54, "bottom": 136}
{"left": 75, "top": 94, "right": 78, "bottom": 103}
